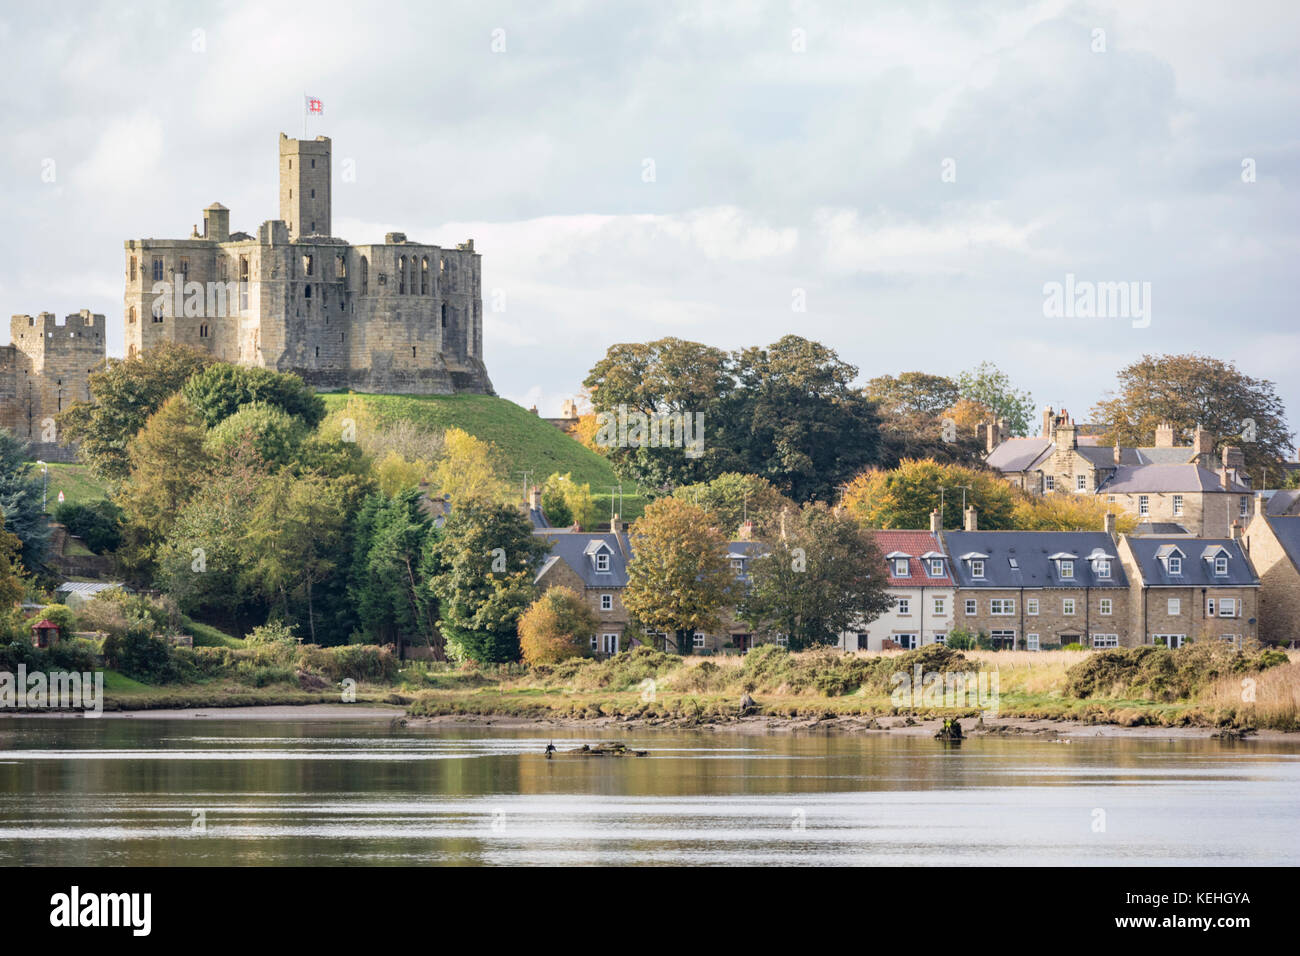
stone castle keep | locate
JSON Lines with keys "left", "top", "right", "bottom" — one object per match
{"left": 123, "top": 133, "right": 493, "bottom": 395}
{"left": 1, "top": 132, "right": 493, "bottom": 460}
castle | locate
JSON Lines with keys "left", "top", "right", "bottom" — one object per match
{"left": 2, "top": 132, "right": 494, "bottom": 461}
{"left": 0, "top": 311, "right": 105, "bottom": 461}
{"left": 122, "top": 133, "right": 493, "bottom": 395}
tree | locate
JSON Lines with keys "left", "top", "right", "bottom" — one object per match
{"left": 349, "top": 488, "right": 439, "bottom": 653}
{"left": 0, "top": 514, "right": 27, "bottom": 611}
{"left": 204, "top": 402, "right": 307, "bottom": 469}
{"left": 422, "top": 501, "right": 551, "bottom": 663}
{"left": 841, "top": 459, "right": 1018, "bottom": 531}
{"left": 1013, "top": 493, "right": 1138, "bottom": 533}
{"left": 956, "top": 361, "right": 1035, "bottom": 436}
{"left": 725, "top": 336, "right": 882, "bottom": 502}
{"left": 115, "top": 394, "right": 211, "bottom": 571}
{"left": 583, "top": 337, "right": 735, "bottom": 488}
{"left": 739, "top": 502, "right": 893, "bottom": 650}
{"left": 0, "top": 430, "right": 50, "bottom": 569}
{"left": 622, "top": 497, "right": 733, "bottom": 653}
{"left": 181, "top": 363, "right": 326, "bottom": 429}
{"left": 518, "top": 587, "right": 599, "bottom": 666}
{"left": 1090, "top": 353, "right": 1294, "bottom": 475}
{"left": 430, "top": 428, "right": 508, "bottom": 504}
{"left": 670, "top": 472, "right": 792, "bottom": 537}
{"left": 241, "top": 469, "right": 349, "bottom": 644}
{"left": 541, "top": 472, "right": 600, "bottom": 530}
{"left": 865, "top": 372, "right": 961, "bottom": 419}
{"left": 57, "top": 343, "right": 212, "bottom": 482}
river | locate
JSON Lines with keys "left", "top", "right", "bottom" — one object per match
{"left": 1, "top": 714, "right": 1297, "bottom": 865}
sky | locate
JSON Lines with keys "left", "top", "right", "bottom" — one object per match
{"left": 1, "top": 0, "right": 1297, "bottom": 438}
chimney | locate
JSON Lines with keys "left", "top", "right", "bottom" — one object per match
{"left": 984, "top": 420, "right": 1001, "bottom": 454}
{"left": 1103, "top": 511, "right": 1117, "bottom": 539}
{"left": 1056, "top": 412, "right": 1078, "bottom": 450}
{"left": 1042, "top": 406, "right": 1054, "bottom": 440}
{"left": 1231, "top": 520, "right": 1244, "bottom": 542}
{"left": 963, "top": 506, "right": 978, "bottom": 532}
{"left": 1222, "top": 445, "right": 1245, "bottom": 471}
{"left": 930, "top": 509, "right": 942, "bottom": 534}
{"left": 1113, "top": 441, "right": 1121, "bottom": 465}
{"left": 1221, "top": 467, "right": 1231, "bottom": 490}
{"left": 1194, "top": 425, "right": 1215, "bottom": 466}
{"left": 737, "top": 519, "right": 755, "bottom": 541}
{"left": 203, "top": 202, "right": 230, "bottom": 242}
{"left": 528, "top": 485, "right": 542, "bottom": 511}
{"left": 1154, "top": 422, "right": 1175, "bottom": 448}
{"left": 611, "top": 513, "right": 621, "bottom": 534}
{"left": 1254, "top": 494, "right": 1266, "bottom": 519}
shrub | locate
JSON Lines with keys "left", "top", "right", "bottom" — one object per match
{"left": 101, "top": 629, "right": 179, "bottom": 684}
{"left": 48, "top": 637, "right": 99, "bottom": 672}
{"left": 518, "top": 587, "right": 597, "bottom": 667}
{"left": 298, "top": 644, "right": 397, "bottom": 683}
{"left": 1065, "top": 642, "right": 1287, "bottom": 702}
{"left": 53, "top": 501, "right": 123, "bottom": 554}
{"left": 945, "top": 629, "right": 976, "bottom": 650}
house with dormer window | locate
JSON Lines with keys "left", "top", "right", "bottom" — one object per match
{"left": 943, "top": 508, "right": 1131, "bottom": 649}
{"left": 1242, "top": 495, "right": 1300, "bottom": 645}
{"left": 837, "top": 521, "right": 954, "bottom": 651}
{"left": 533, "top": 523, "right": 633, "bottom": 656}
{"left": 1116, "top": 534, "right": 1260, "bottom": 646}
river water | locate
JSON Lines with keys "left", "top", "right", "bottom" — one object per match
{"left": 1, "top": 715, "right": 1297, "bottom": 865}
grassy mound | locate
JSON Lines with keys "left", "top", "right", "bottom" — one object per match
{"left": 1065, "top": 643, "right": 1288, "bottom": 702}
{"left": 321, "top": 392, "right": 645, "bottom": 519}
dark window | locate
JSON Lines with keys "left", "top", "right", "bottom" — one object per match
{"left": 152, "top": 258, "right": 163, "bottom": 281}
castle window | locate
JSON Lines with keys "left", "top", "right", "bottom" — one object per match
{"left": 441, "top": 303, "right": 447, "bottom": 328}
{"left": 399, "top": 256, "right": 407, "bottom": 294}
{"left": 152, "top": 301, "right": 165, "bottom": 322}
{"left": 421, "top": 257, "right": 429, "bottom": 294}
{"left": 129, "top": 256, "right": 136, "bottom": 280}
{"left": 310, "top": 222, "right": 315, "bottom": 233}
{"left": 304, "top": 255, "right": 313, "bottom": 276}
{"left": 152, "top": 258, "right": 164, "bottom": 281}
{"left": 360, "top": 256, "right": 369, "bottom": 295}
{"left": 315, "top": 346, "right": 319, "bottom": 358}
{"left": 179, "top": 257, "right": 189, "bottom": 276}
{"left": 412, "top": 346, "right": 417, "bottom": 359}
{"left": 199, "top": 324, "right": 209, "bottom": 338}
{"left": 129, "top": 306, "right": 136, "bottom": 324}
{"left": 310, "top": 159, "right": 315, "bottom": 169}
{"left": 337, "top": 254, "right": 346, "bottom": 282}
{"left": 304, "top": 285, "right": 312, "bottom": 299}
{"left": 289, "top": 189, "right": 292, "bottom": 198}
{"left": 288, "top": 159, "right": 291, "bottom": 170}
{"left": 310, "top": 189, "right": 315, "bottom": 199}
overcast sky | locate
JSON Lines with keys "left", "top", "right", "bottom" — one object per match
{"left": 2, "top": 0, "right": 1296, "bottom": 437}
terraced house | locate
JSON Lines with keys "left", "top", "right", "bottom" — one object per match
{"left": 838, "top": 519, "right": 954, "bottom": 651}
{"left": 1242, "top": 496, "right": 1300, "bottom": 645}
{"left": 943, "top": 509, "right": 1131, "bottom": 650}
{"left": 1116, "top": 534, "right": 1260, "bottom": 647}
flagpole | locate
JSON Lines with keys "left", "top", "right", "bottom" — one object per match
{"left": 302, "top": 94, "right": 307, "bottom": 139}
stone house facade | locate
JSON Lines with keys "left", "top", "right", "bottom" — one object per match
{"left": 838, "top": 524, "right": 954, "bottom": 651}
{"left": 943, "top": 512, "right": 1131, "bottom": 650}
{"left": 1241, "top": 497, "right": 1300, "bottom": 646}
{"left": 1116, "top": 534, "right": 1260, "bottom": 646}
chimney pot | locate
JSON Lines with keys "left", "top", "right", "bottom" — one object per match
{"left": 930, "top": 509, "right": 942, "bottom": 534}
{"left": 963, "top": 506, "right": 978, "bottom": 533}
{"left": 1103, "top": 511, "right": 1117, "bottom": 538}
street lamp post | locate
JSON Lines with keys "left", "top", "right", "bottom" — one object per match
{"left": 36, "top": 460, "right": 47, "bottom": 512}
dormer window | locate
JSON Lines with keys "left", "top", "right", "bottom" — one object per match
{"left": 928, "top": 559, "right": 943, "bottom": 577}
{"left": 971, "top": 559, "right": 984, "bottom": 578}
{"left": 1060, "top": 560, "right": 1074, "bottom": 579}
{"left": 1168, "top": 556, "right": 1182, "bottom": 575}
{"left": 894, "top": 558, "right": 910, "bottom": 577}
{"left": 1214, "top": 555, "right": 1228, "bottom": 575}
{"left": 1095, "top": 559, "right": 1111, "bottom": 579}
{"left": 595, "top": 553, "right": 610, "bottom": 573}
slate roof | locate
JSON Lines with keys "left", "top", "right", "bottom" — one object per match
{"left": 986, "top": 438, "right": 1053, "bottom": 472}
{"left": 1097, "top": 464, "right": 1249, "bottom": 494}
{"left": 1076, "top": 445, "right": 1142, "bottom": 467}
{"left": 1132, "top": 521, "right": 1192, "bottom": 536}
{"left": 533, "top": 530, "right": 631, "bottom": 587}
{"left": 942, "top": 531, "right": 1128, "bottom": 588}
{"left": 870, "top": 530, "right": 953, "bottom": 586}
{"left": 1265, "top": 489, "right": 1300, "bottom": 515}
{"left": 1135, "top": 446, "right": 1197, "bottom": 465}
{"left": 1124, "top": 537, "right": 1259, "bottom": 587}
{"left": 1264, "top": 516, "right": 1300, "bottom": 573}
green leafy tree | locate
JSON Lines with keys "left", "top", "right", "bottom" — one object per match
{"left": 52, "top": 500, "right": 123, "bottom": 554}
{"left": 0, "top": 430, "right": 50, "bottom": 569}
{"left": 865, "top": 372, "right": 987, "bottom": 468}
{"left": 422, "top": 501, "right": 551, "bottom": 663}
{"left": 57, "top": 342, "right": 213, "bottom": 482}
{"left": 204, "top": 402, "right": 308, "bottom": 469}
{"left": 724, "top": 335, "right": 882, "bottom": 502}
{"left": 583, "top": 337, "right": 736, "bottom": 488}
{"left": 0, "top": 515, "right": 27, "bottom": 611}
{"left": 541, "top": 472, "right": 600, "bottom": 530}
{"left": 181, "top": 363, "right": 326, "bottom": 429}
{"left": 349, "top": 488, "right": 439, "bottom": 654}
{"left": 956, "top": 361, "right": 1035, "bottom": 436}
{"left": 115, "top": 394, "right": 211, "bottom": 572}
{"left": 671, "top": 472, "right": 793, "bottom": 537}
{"left": 1090, "top": 353, "right": 1294, "bottom": 475}
{"left": 739, "top": 502, "right": 893, "bottom": 650}
{"left": 623, "top": 497, "right": 733, "bottom": 653}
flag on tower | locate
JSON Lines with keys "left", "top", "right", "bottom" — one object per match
{"left": 305, "top": 95, "right": 324, "bottom": 115}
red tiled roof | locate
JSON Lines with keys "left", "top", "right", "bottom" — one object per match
{"left": 31, "top": 619, "right": 59, "bottom": 629}
{"left": 868, "top": 530, "right": 953, "bottom": 586}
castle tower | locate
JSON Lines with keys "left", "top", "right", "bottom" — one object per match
{"left": 279, "top": 133, "right": 331, "bottom": 239}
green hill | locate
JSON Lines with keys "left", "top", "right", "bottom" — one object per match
{"left": 321, "top": 392, "right": 645, "bottom": 520}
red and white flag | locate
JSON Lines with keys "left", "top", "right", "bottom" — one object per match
{"left": 305, "top": 95, "right": 323, "bottom": 115}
